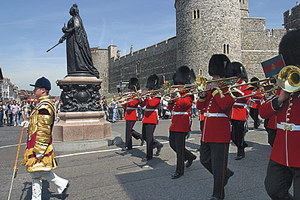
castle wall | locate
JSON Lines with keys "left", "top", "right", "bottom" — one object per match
{"left": 241, "top": 17, "right": 286, "bottom": 79}
{"left": 90, "top": 1, "right": 295, "bottom": 96}
{"left": 176, "top": 0, "right": 241, "bottom": 78}
{"left": 240, "top": 0, "right": 249, "bottom": 18}
{"left": 91, "top": 47, "right": 109, "bottom": 96}
{"left": 108, "top": 37, "right": 178, "bottom": 93}
{"left": 284, "top": 4, "right": 300, "bottom": 30}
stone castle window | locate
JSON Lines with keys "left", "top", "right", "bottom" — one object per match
{"left": 223, "top": 44, "right": 230, "bottom": 54}
{"left": 136, "top": 61, "right": 141, "bottom": 74}
{"left": 193, "top": 9, "right": 200, "bottom": 19}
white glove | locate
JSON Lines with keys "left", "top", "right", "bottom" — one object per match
{"left": 36, "top": 153, "right": 44, "bottom": 159}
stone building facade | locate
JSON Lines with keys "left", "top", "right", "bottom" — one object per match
{"left": 91, "top": 1, "right": 300, "bottom": 95}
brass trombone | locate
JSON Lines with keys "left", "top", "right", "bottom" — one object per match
{"left": 228, "top": 65, "right": 300, "bottom": 99}
{"left": 165, "top": 75, "right": 239, "bottom": 101}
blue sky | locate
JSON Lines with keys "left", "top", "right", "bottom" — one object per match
{"left": 0, "top": 0, "right": 298, "bottom": 96}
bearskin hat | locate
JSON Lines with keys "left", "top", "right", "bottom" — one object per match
{"left": 250, "top": 77, "right": 259, "bottom": 88}
{"left": 173, "top": 66, "right": 196, "bottom": 85}
{"left": 146, "top": 74, "right": 161, "bottom": 90}
{"left": 279, "top": 29, "right": 300, "bottom": 66}
{"left": 209, "top": 54, "right": 233, "bottom": 78}
{"left": 128, "top": 77, "right": 140, "bottom": 91}
{"left": 232, "top": 62, "right": 248, "bottom": 83}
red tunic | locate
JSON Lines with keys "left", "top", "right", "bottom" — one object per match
{"left": 230, "top": 80, "right": 251, "bottom": 121}
{"left": 259, "top": 92, "right": 300, "bottom": 167}
{"left": 140, "top": 96, "right": 161, "bottom": 124}
{"left": 168, "top": 92, "right": 193, "bottom": 133}
{"left": 250, "top": 89, "right": 263, "bottom": 109}
{"left": 122, "top": 96, "right": 139, "bottom": 121}
{"left": 197, "top": 88, "right": 235, "bottom": 143}
{"left": 260, "top": 89, "right": 281, "bottom": 129}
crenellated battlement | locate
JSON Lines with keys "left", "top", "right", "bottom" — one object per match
{"left": 284, "top": 3, "right": 300, "bottom": 30}
{"left": 110, "top": 37, "right": 177, "bottom": 65}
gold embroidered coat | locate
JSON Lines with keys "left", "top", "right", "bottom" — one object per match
{"left": 21, "top": 96, "right": 57, "bottom": 172}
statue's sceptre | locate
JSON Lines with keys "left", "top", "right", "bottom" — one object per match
{"left": 46, "top": 24, "right": 67, "bottom": 53}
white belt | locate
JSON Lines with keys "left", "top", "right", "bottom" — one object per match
{"left": 234, "top": 103, "right": 246, "bottom": 106}
{"left": 145, "top": 109, "right": 158, "bottom": 112}
{"left": 204, "top": 112, "right": 228, "bottom": 118}
{"left": 253, "top": 99, "right": 260, "bottom": 101}
{"left": 277, "top": 122, "right": 300, "bottom": 131}
{"left": 127, "top": 107, "right": 137, "bottom": 110}
{"left": 173, "top": 112, "right": 189, "bottom": 115}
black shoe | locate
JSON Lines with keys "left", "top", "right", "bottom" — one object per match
{"left": 140, "top": 138, "right": 144, "bottom": 146}
{"left": 209, "top": 197, "right": 222, "bottom": 200}
{"left": 234, "top": 154, "right": 245, "bottom": 160}
{"left": 171, "top": 172, "right": 183, "bottom": 179}
{"left": 155, "top": 144, "right": 163, "bottom": 156}
{"left": 186, "top": 155, "right": 196, "bottom": 168}
{"left": 61, "top": 182, "right": 70, "bottom": 200}
{"left": 235, "top": 148, "right": 245, "bottom": 160}
{"left": 224, "top": 170, "right": 234, "bottom": 186}
{"left": 142, "top": 157, "right": 152, "bottom": 162}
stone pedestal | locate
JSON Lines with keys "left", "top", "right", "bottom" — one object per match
{"left": 53, "top": 76, "right": 112, "bottom": 151}
{"left": 53, "top": 111, "right": 111, "bottom": 142}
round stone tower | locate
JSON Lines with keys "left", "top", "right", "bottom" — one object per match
{"left": 175, "top": 0, "right": 241, "bottom": 76}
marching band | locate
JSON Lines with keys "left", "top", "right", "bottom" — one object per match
{"left": 113, "top": 29, "right": 300, "bottom": 199}
{"left": 17, "top": 29, "right": 299, "bottom": 200}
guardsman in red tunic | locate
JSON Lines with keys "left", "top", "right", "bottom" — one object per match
{"left": 121, "top": 78, "right": 144, "bottom": 150}
{"left": 21, "top": 77, "right": 69, "bottom": 200}
{"left": 260, "top": 29, "right": 300, "bottom": 200}
{"left": 198, "top": 54, "right": 235, "bottom": 200}
{"left": 248, "top": 77, "right": 263, "bottom": 129}
{"left": 230, "top": 62, "right": 251, "bottom": 160}
{"left": 140, "top": 74, "right": 164, "bottom": 161}
{"left": 168, "top": 66, "right": 197, "bottom": 179}
{"left": 262, "top": 88, "right": 281, "bottom": 147}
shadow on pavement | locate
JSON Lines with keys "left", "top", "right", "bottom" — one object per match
{"left": 115, "top": 140, "right": 273, "bottom": 200}
{"left": 20, "top": 180, "right": 62, "bottom": 200}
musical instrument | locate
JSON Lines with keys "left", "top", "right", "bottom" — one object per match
{"left": 277, "top": 65, "right": 300, "bottom": 93}
{"left": 165, "top": 75, "right": 239, "bottom": 101}
{"left": 228, "top": 65, "right": 300, "bottom": 99}
{"left": 117, "top": 91, "right": 141, "bottom": 104}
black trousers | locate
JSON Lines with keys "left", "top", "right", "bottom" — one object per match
{"left": 265, "top": 159, "right": 300, "bottom": 200}
{"left": 231, "top": 119, "right": 246, "bottom": 149}
{"left": 169, "top": 131, "right": 196, "bottom": 175}
{"left": 200, "top": 142, "right": 232, "bottom": 199}
{"left": 250, "top": 108, "right": 260, "bottom": 129}
{"left": 142, "top": 123, "right": 161, "bottom": 159}
{"left": 267, "top": 128, "right": 277, "bottom": 147}
{"left": 125, "top": 121, "right": 142, "bottom": 149}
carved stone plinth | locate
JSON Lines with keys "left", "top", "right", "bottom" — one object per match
{"left": 57, "top": 76, "right": 102, "bottom": 112}
{"left": 53, "top": 76, "right": 112, "bottom": 150}
{"left": 53, "top": 111, "right": 111, "bottom": 142}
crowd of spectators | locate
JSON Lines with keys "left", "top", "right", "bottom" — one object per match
{"left": 0, "top": 96, "right": 199, "bottom": 126}
{"left": 0, "top": 99, "right": 63, "bottom": 127}
{"left": 0, "top": 100, "right": 35, "bottom": 127}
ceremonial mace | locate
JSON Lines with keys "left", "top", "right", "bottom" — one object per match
{"left": 7, "top": 115, "right": 28, "bottom": 200}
